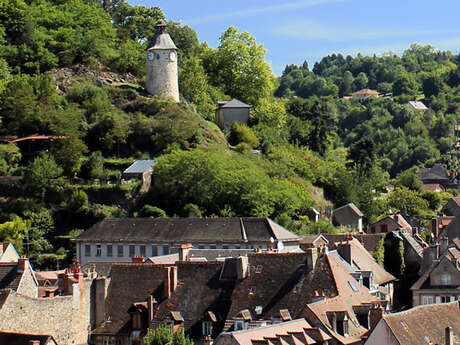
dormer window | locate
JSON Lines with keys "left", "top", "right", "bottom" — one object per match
{"left": 234, "top": 320, "right": 247, "bottom": 331}
{"left": 255, "top": 265, "right": 263, "bottom": 273}
{"left": 343, "top": 319, "right": 349, "bottom": 336}
{"left": 202, "top": 321, "right": 212, "bottom": 336}
{"left": 249, "top": 287, "right": 255, "bottom": 295}
{"left": 440, "top": 273, "right": 451, "bottom": 285}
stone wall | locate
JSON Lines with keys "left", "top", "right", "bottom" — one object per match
{"left": 146, "top": 49, "right": 179, "bottom": 102}
{"left": 0, "top": 278, "right": 94, "bottom": 345}
{"left": 17, "top": 263, "right": 38, "bottom": 298}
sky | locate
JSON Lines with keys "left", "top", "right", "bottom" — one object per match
{"left": 129, "top": 0, "right": 460, "bottom": 75}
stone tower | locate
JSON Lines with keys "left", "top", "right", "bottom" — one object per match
{"left": 146, "top": 19, "right": 179, "bottom": 102}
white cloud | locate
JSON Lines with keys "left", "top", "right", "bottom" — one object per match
{"left": 275, "top": 20, "right": 459, "bottom": 41}
{"left": 184, "top": 0, "right": 346, "bottom": 25}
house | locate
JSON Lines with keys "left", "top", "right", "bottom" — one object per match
{"left": 408, "top": 100, "right": 428, "bottom": 111}
{"left": 367, "top": 213, "right": 412, "bottom": 234}
{"left": 73, "top": 217, "right": 301, "bottom": 266}
{"left": 332, "top": 203, "right": 363, "bottom": 232}
{"left": 411, "top": 243, "right": 460, "bottom": 306}
{"left": 0, "top": 259, "right": 99, "bottom": 345}
{"left": 428, "top": 216, "right": 455, "bottom": 239}
{"left": 442, "top": 196, "right": 460, "bottom": 217}
{"left": 300, "top": 234, "right": 329, "bottom": 251}
{"left": 422, "top": 183, "right": 446, "bottom": 193}
{"left": 35, "top": 270, "right": 64, "bottom": 297}
{"left": 215, "top": 99, "right": 251, "bottom": 130}
{"left": 89, "top": 249, "right": 385, "bottom": 345}
{"left": 328, "top": 238, "right": 395, "bottom": 305}
{"left": 417, "top": 164, "right": 455, "bottom": 189}
{"left": 438, "top": 214, "right": 460, "bottom": 244}
{"left": 0, "top": 242, "right": 20, "bottom": 263}
{"left": 384, "top": 231, "right": 425, "bottom": 271}
{"left": 123, "top": 159, "right": 155, "bottom": 192}
{"left": 0, "top": 331, "right": 58, "bottom": 345}
{"left": 214, "top": 319, "right": 332, "bottom": 345}
{"left": 364, "top": 301, "right": 460, "bottom": 345}
{"left": 351, "top": 89, "right": 379, "bottom": 102}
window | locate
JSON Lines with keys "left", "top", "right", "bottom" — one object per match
{"left": 234, "top": 320, "right": 247, "bottom": 331}
{"left": 198, "top": 245, "right": 204, "bottom": 249}
{"left": 343, "top": 320, "right": 349, "bottom": 336}
{"left": 441, "top": 296, "right": 450, "bottom": 303}
{"left": 381, "top": 224, "right": 388, "bottom": 233}
{"left": 129, "top": 245, "right": 135, "bottom": 257}
{"left": 440, "top": 273, "right": 451, "bottom": 285}
{"left": 222, "top": 245, "right": 228, "bottom": 249}
{"left": 210, "top": 245, "right": 216, "bottom": 249}
{"left": 422, "top": 295, "right": 434, "bottom": 305}
{"left": 348, "top": 280, "right": 359, "bottom": 292}
{"left": 202, "top": 321, "right": 212, "bottom": 336}
{"left": 370, "top": 227, "right": 375, "bottom": 233}
{"left": 85, "top": 244, "right": 91, "bottom": 257}
{"left": 140, "top": 245, "right": 146, "bottom": 257}
{"left": 255, "top": 265, "right": 263, "bottom": 273}
{"left": 96, "top": 244, "right": 102, "bottom": 257}
{"left": 163, "top": 245, "right": 169, "bottom": 255}
{"left": 249, "top": 287, "right": 255, "bottom": 295}
{"left": 107, "top": 244, "right": 113, "bottom": 257}
{"left": 152, "top": 245, "right": 158, "bottom": 256}
{"left": 117, "top": 245, "right": 124, "bottom": 257}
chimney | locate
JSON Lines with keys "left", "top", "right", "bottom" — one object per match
{"left": 369, "top": 305, "right": 384, "bottom": 330}
{"left": 305, "top": 248, "right": 318, "bottom": 272}
{"left": 147, "top": 295, "right": 158, "bottom": 322}
{"left": 163, "top": 266, "right": 178, "bottom": 298}
{"left": 236, "top": 256, "right": 249, "bottom": 279}
{"left": 17, "top": 257, "right": 28, "bottom": 272}
{"left": 431, "top": 218, "right": 440, "bottom": 238}
{"left": 337, "top": 243, "right": 352, "bottom": 265}
{"left": 440, "top": 236, "right": 449, "bottom": 254}
{"left": 179, "top": 243, "right": 193, "bottom": 261}
{"left": 422, "top": 244, "right": 440, "bottom": 273}
{"left": 94, "top": 277, "right": 107, "bottom": 327}
{"left": 445, "top": 327, "right": 453, "bottom": 345}
{"left": 29, "top": 341, "right": 40, "bottom": 345}
{"left": 132, "top": 256, "right": 144, "bottom": 264}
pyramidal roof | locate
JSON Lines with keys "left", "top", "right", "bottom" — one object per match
{"left": 218, "top": 99, "right": 251, "bottom": 108}
{"left": 147, "top": 19, "right": 177, "bottom": 50}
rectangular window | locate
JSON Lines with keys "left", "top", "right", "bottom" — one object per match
{"left": 140, "top": 245, "right": 146, "bottom": 257}
{"left": 85, "top": 244, "right": 91, "bottom": 257}
{"left": 381, "top": 224, "right": 388, "bottom": 233}
{"left": 152, "top": 245, "right": 158, "bottom": 256}
{"left": 234, "top": 320, "right": 246, "bottom": 331}
{"left": 129, "top": 245, "right": 136, "bottom": 257}
{"left": 202, "top": 321, "right": 212, "bottom": 336}
{"left": 440, "top": 273, "right": 451, "bottom": 285}
{"left": 255, "top": 265, "right": 263, "bottom": 273}
{"left": 117, "top": 245, "right": 124, "bottom": 257}
{"left": 163, "top": 245, "right": 169, "bottom": 255}
{"left": 210, "top": 245, "right": 216, "bottom": 249}
{"left": 441, "top": 296, "right": 450, "bottom": 303}
{"left": 96, "top": 244, "right": 102, "bottom": 257}
{"left": 107, "top": 244, "right": 113, "bottom": 257}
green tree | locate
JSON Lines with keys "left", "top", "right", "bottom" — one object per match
{"left": 392, "top": 73, "right": 419, "bottom": 96}
{"left": 228, "top": 123, "right": 260, "bottom": 148}
{"left": 23, "top": 210, "right": 53, "bottom": 260}
{"left": 209, "top": 27, "right": 275, "bottom": 106}
{"left": 144, "top": 327, "right": 193, "bottom": 345}
{"left": 394, "top": 168, "right": 422, "bottom": 192}
{"left": 0, "top": 216, "right": 29, "bottom": 254}
{"left": 138, "top": 205, "right": 167, "bottom": 218}
{"left": 251, "top": 97, "right": 287, "bottom": 129}
{"left": 373, "top": 237, "right": 384, "bottom": 266}
{"left": 23, "top": 152, "right": 65, "bottom": 201}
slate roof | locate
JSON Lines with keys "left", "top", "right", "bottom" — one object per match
{"left": 440, "top": 215, "right": 460, "bottom": 242}
{"left": 418, "top": 164, "right": 450, "bottom": 181}
{"left": 399, "top": 231, "right": 424, "bottom": 259}
{"left": 370, "top": 213, "right": 412, "bottom": 231}
{"left": 74, "top": 218, "right": 300, "bottom": 244}
{"left": 123, "top": 160, "right": 155, "bottom": 174}
{"left": 0, "top": 331, "right": 57, "bottom": 345}
{"left": 0, "top": 263, "right": 23, "bottom": 290}
{"left": 92, "top": 264, "right": 166, "bottom": 335}
{"left": 218, "top": 99, "right": 251, "bottom": 108}
{"left": 381, "top": 301, "right": 460, "bottom": 345}
{"left": 147, "top": 20, "right": 177, "bottom": 50}
{"left": 81, "top": 262, "right": 113, "bottom": 277}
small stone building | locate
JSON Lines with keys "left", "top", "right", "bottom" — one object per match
{"left": 332, "top": 203, "right": 363, "bottom": 232}
{"left": 368, "top": 213, "right": 412, "bottom": 234}
{"left": 215, "top": 99, "right": 251, "bottom": 130}
{"left": 123, "top": 159, "right": 155, "bottom": 192}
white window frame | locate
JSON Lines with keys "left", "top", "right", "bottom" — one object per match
{"left": 96, "top": 244, "right": 102, "bottom": 257}
{"left": 422, "top": 295, "right": 434, "bottom": 305}
{"left": 107, "top": 244, "right": 113, "bottom": 257}
{"left": 202, "top": 321, "right": 212, "bottom": 336}
{"left": 85, "top": 244, "right": 91, "bottom": 257}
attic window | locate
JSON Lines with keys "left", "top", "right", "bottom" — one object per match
{"left": 255, "top": 306, "right": 263, "bottom": 315}
{"left": 348, "top": 281, "right": 359, "bottom": 292}
{"left": 249, "top": 287, "right": 256, "bottom": 295}
{"left": 424, "top": 336, "right": 432, "bottom": 344}
{"left": 255, "top": 265, "right": 263, "bottom": 273}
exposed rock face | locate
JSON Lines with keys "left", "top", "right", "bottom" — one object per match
{"left": 51, "top": 65, "right": 140, "bottom": 93}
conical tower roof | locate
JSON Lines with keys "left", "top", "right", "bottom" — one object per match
{"left": 147, "top": 19, "right": 177, "bottom": 50}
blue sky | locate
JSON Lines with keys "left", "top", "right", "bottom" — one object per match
{"left": 129, "top": 0, "right": 460, "bottom": 75}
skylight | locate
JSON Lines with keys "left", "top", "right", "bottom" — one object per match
{"left": 348, "top": 281, "right": 359, "bottom": 292}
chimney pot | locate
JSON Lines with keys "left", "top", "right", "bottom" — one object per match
{"left": 17, "top": 257, "right": 28, "bottom": 272}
